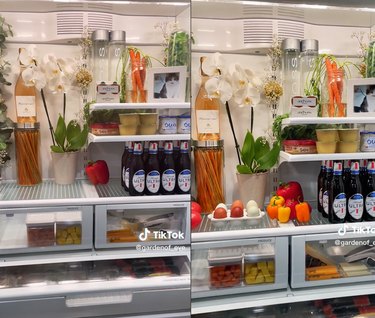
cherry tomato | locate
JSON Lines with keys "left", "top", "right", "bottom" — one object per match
{"left": 191, "top": 211, "right": 202, "bottom": 229}
{"left": 191, "top": 201, "right": 202, "bottom": 214}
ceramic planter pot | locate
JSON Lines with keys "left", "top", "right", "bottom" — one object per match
{"left": 236, "top": 171, "right": 269, "bottom": 209}
{"left": 51, "top": 151, "right": 78, "bottom": 185}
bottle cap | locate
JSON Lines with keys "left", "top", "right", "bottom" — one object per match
{"left": 149, "top": 142, "right": 158, "bottom": 153}
{"left": 92, "top": 29, "right": 110, "bottom": 41}
{"left": 301, "top": 39, "right": 319, "bottom": 52}
{"left": 109, "top": 30, "right": 126, "bottom": 43}
{"left": 282, "top": 38, "right": 300, "bottom": 52}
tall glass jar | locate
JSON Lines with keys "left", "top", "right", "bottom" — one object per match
{"left": 281, "top": 38, "right": 300, "bottom": 114}
{"left": 108, "top": 30, "right": 126, "bottom": 84}
{"left": 300, "top": 39, "right": 319, "bottom": 96}
{"left": 193, "top": 140, "right": 225, "bottom": 213}
{"left": 195, "top": 57, "right": 221, "bottom": 141}
{"left": 321, "top": 68, "right": 346, "bottom": 117}
{"left": 92, "top": 29, "right": 109, "bottom": 84}
{"left": 366, "top": 41, "right": 375, "bottom": 78}
{"left": 14, "top": 123, "right": 42, "bottom": 186}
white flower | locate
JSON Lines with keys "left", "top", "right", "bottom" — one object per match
{"left": 205, "top": 77, "right": 232, "bottom": 103}
{"left": 22, "top": 64, "right": 46, "bottom": 90}
{"left": 202, "top": 52, "right": 227, "bottom": 77}
{"left": 19, "top": 45, "right": 40, "bottom": 67}
{"left": 233, "top": 85, "right": 260, "bottom": 108}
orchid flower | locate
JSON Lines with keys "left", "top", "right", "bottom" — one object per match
{"left": 19, "top": 46, "right": 46, "bottom": 90}
{"left": 205, "top": 77, "right": 233, "bottom": 103}
{"left": 233, "top": 85, "right": 261, "bottom": 108}
{"left": 201, "top": 52, "right": 227, "bottom": 77}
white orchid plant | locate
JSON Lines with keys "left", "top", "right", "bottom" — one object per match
{"left": 200, "top": 52, "right": 265, "bottom": 167}
{"left": 19, "top": 45, "right": 88, "bottom": 152}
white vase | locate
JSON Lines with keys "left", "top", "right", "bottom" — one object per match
{"left": 51, "top": 151, "right": 78, "bottom": 185}
{"left": 236, "top": 171, "right": 269, "bottom": 209}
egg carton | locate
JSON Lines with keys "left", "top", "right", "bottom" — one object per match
{"left": 207, "top": 209, "right": 265, "bottom": 228}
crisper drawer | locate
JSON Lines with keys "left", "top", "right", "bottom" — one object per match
{"left": 291, "top": 232, "right": 375, "bottom": 288}
{"left": 0, "top": 256, "right": 190, "bottom": 317}
{"left": 0, "top": 206, "right": 93, "bottom": 254}
{"left": 191, "top": 237, "right": 288, "bottom": 298}
{"left": 95, "top": 202, "right": 190, "bottom": 248}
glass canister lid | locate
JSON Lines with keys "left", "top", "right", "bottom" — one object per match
{"left": 282, "top": 38, "right": 300, "bottom": 52}
{"left": 301, "top": 39, "right": 319, "bottom": 52}
{"left": 92, "top": 29, "right": 110, "bottom": 41}
{"left": 109, "top": 30, "right": 126, "bottom": 43}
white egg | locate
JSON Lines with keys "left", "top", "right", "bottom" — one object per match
{"left": 215, "top": 203, "right": 227, "bottom": 210}
{"left": 248, "top": 206, "right": 260, "bottom": 217}
{"left": 246, "top": 200, "right": 258, "bottom": 211}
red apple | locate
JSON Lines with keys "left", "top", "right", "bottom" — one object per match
{"left": 213, "top": 207, "right": 227, "bottom": 219}
{"left": 230, "top": 206, "right": 244, "bottom": 218}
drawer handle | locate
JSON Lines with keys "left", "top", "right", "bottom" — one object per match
{"left": 65, "top": 291, "right": 133, "bottom": 307}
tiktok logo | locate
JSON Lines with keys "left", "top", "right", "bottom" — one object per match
{"left": 139, "top": 228, "right": 151, "bottom": 241}
{"left": 338, "top": 224, "right": 349, "bottom": 236}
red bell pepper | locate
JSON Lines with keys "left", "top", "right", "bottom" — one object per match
{"left": 85, "top": 160, "right": 109, "bottom": 185}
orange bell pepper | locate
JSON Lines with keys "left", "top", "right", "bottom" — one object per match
{"left": 270, "top": 195, "right": 285, "bottom": 207}
{"left": 295, "top": 201, "right": 311, "bottom": 223}
{"left": 278, "top": 206, "right": 291, "bottom": 223}
{"left": 266, "top": 204, "right": 278, "bottom": 219}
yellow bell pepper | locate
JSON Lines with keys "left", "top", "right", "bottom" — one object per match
{"left": 277, "top": 206, "right": 291, "bottom": 223}
{"left": 270, "top": 195, "right": 285, "bottom": 207}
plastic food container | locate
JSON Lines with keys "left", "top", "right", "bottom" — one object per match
{"left": 337, "top": 141, "right": 359, "bottom": 153}
{"left": 119, "top": 124, "right": 138, "bottom": 135}
{"left": 26, "top": 213, "right": 55, "bottom": 247}
{"left": 55, "top": 212, "right": 82, "bottom": 245}
{"left": 283, "top": 140, "right": 317, "bottom": 154}
{"left": 208, "top": 247, "right": 242, "bottom": 288}
{"left": 90, "top": 123, "right": 119, "bottom": 135}
{"left": 338, "top": 128, "right": 359, "bottom": 142}
{"left": 119, "top": 113, "right": 139, "bottom": 126}
{"left": 139, "top": 113, "right": 158, "bottom": 125}
{"left": 159, "top": 116, "right": 177, "bottom": 134}
{"left": 177, "top": 115, "right": 191, "bottom": 134}
{"left": 316, "top": 141, "right": 337, "bottom": 154}
{"left": 139, "top": 124, "right": 157, "bottom": 135}
{"left": 360, "top": 131, "right": 375, "bottom": 152}
{"left": 244, "top": 252, "right": 275, "bottom": 285}
{"left": 316, "top": 129, "right": 338, "bottom": 142}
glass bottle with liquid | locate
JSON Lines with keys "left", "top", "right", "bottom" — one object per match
{"left": 329, "top": 161, "right": 346, "bottom": 223}
{"left": 123, "top": 141, "right": 134, "bottom": 192}
{"left": 129, "top": 142, "right": 145, "bottom": 196}
{"left": 145, "top": 142, "right": 160, "bottom": 196}
{"left": 175, "top": 141, "right": 191, "bottom": 194}
{"left": 195, "top": 57, "right": 221, "bottom": 141}
{"left": 161, "top": 141, "right": 176, "bottom": 195}
{"left": 108, "top": 30, "right": 126, "bottom": 84}
{"left": 120, "top": 142, "right": 128, "bottom": 187}
{"left": 92, "top": 29, "right": 109, "bottom": 84}
{"left": 317, "top": 161, "right": 326, "bottom": 213}
{"left": 281, "top": 38, "right": 300, "bottom": 114}
{"left": 300, "top": 39, "right": 319, "bottom": 96}
{"left": 322, "top": 160, "right": 333, "bottom": 218}
{"left": 364, "top": 160, "right": 375, "bottom": 221}
{"left": 346, "top": 161, "right": 364, "bottom": 222}
{"left": 15, "top": 48, "right": 37, "bottom": 125}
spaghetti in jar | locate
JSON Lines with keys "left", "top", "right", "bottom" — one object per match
{"left": 193, "top": 140, "right": 225, "bottom": 213}
{"left": 14, "top": 123, "right": 42, "bottom": 186}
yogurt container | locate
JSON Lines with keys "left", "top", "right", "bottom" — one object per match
{"left": 159, "top": 116, "right": 177, "bottom": 134}
{"left": 360, "top": 131, "right": 375, "bottom": 152}
{"left": 177, "top": 115, "right": 191, "bottom": 134}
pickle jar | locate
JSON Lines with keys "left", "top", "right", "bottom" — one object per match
{"left": 208, "top": 247, "right": 242, "bottom": 289}
{"left": 193, "top": 140, "right": 225, "bottom": 213}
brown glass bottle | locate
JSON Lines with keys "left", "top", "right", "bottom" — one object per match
{"left": 145, "top": 142, "right": 160, "bottom": 195}
{"left": 364, "top": 160, "right": 375, "bottom": 221}
{"left": 346, "top": 161, "right": 363, "bottom": 222}
{"left": 328, "top": 161, "right": 346, "bottom": 223}
{"left": 129, "top": 142, "right": 145, "bottom": 196}
{"left": 195, "top": 57, "right": 221, "bottom": 141}
{"left": 121, "top": 142, "right": 128, "bottom": 187}
{"left": 123, "top": 141, "right": 134, "bottom": 192}
{"left": 161, "top": 141, "right": 176, "bottom": 195}
{"left": 175, "top": 141, "right": 191, "bottom": 194}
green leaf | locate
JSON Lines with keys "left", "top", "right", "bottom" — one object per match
{"left": 256, "top": 142, "right": 281, "bottom": 172}
{"left": 236, "top": 164, "right": 253, "bottom": 174}
{"left": 240, "top": 131, "right": 255, "bottom": 168}
{"left": 53, "top": 115, "right": 67, "bottom": 150}
{"left": 66, "top": 120, "right": 81, "bottom": 144}
{"left": 66, "top": 124, "right": 88, "bottom": 151}
{"left": 50, "top": 145, "right": 64, "bottom": 153}
{"left": 254, "top": 137, "right": 270, "bottom": 161}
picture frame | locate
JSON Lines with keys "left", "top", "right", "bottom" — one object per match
{"left": 147, "top": 66, "right": 187, "bottom": 103}
{"left": 347, "top": 78, "right": 375, "bottom": 117}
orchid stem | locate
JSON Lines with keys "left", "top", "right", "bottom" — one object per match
{"left": 63, "top": 92, "right": 66, "bottom": 121}
{"left": 41, "top": 88, "right": 55, "bottom": 146}
{"left": 250, "top": 106, "right": 254, "bottom": 134}
{"left": 225, "top": 101, "right": 241, "bottom": 165}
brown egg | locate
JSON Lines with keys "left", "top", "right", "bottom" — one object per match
{"left": 231, "top": 200, "right": 244, "bottom": 210}
{"left": 214, "top": 207, "right": 228, "bottom": 219}
{"left": 230, "top": 206, "right": 244, "bottom": 218}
